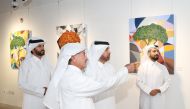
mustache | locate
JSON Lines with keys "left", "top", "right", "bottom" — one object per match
{"left": 40, "top": 50, "right": 45, "bottom": 52}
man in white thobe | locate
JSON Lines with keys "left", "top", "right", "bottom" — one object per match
{"left": 85, "top": 41, "right": 130, "bottom": 109}
{"left": 43, "top": 43, "right": 135, "bottom": 109}
{"left": 136, "top": 45, "right": 171, "bottom": 109}
{"left": 18, "top": 37, "right": 52, "bottom": 109}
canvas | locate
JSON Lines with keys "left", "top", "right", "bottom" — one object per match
{"left": 10, "top": 30, "right": 31, "bottom": 69}
{"left": 56, "top": 24, "right": 87, "bottom": 56}
{"left": 129, "top": 14, "right": 174, "bottom": 74}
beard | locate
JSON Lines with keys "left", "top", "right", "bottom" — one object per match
{"left": 103, "top": 54, "right": 110, "bottom": 62}
{"left": 35, "top": 50, "right": 45, "bottom": 56}
{"left": 150, "top": 55, "right": 159, "bottom": 61}
{"left": 106, "top": 55, "right": 110, "bottom": 61}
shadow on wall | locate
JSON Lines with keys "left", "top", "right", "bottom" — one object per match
{"left": 165, "top": 73, "right": 185, "bottom": 109}
{"left": 115, "top": 75, "right": 139, "bottom": 109}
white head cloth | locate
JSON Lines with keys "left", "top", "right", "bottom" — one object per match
{"left": 43, "top": 43, "right": 85, "bottom": 109}
{"left": 85, "top": 41, "right": 109, "bottom": 78}
{"left": 52, "top": 43, "right": 85, "bottom": 87}
{"left": 87, "top": 42, "right": 109, "bottom": 62}
{"left": 141, "top": 45, "right": 158, "bottom": 63}
{"left": 25, "top": 37, "right": 45, "bottom": 59}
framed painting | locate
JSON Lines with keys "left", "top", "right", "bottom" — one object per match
{"left": 129, "top": 14, "right": 174, "bottom": 74}
{"left": 56, "top": 24, "right": 87, "bottom": 56}
{"left": 10, "top": 30, "right": 31, "bottom": 69}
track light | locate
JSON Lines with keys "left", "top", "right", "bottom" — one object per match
{"left": 11, "top": 0, "right": 18, "bottom": 9}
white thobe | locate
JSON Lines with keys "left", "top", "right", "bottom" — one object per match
{"left": 86, "top": 62, "right": 117, "bottom": 109}
{"left": 136, "top": 60, "right": 171, "bottom": 109}
{"left": 58, "top": 65, "right": 128, "bottom": 109}
{"left": 18, "top": 55, "right": 52, "bottom": 109}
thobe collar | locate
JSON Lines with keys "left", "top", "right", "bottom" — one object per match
{"left": 147, "top": 59, "right": 158, "bottom": 66}
{"left": 67, "top": 65, "right": 83, "bottom": 74}
{"left": 31, "top": 55, "right": 44, "bottom": 62}
{"left": 98, "top": 61, "right": 104, "bottom": 68}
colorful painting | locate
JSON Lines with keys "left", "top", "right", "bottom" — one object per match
{"left": 56, "top": 24, "right": 87, "bottom": 56}
{"left": 56, "top": 24, "right": 87, "bottom": 46}
{"left": 10, "top": 30, "right": 31, "bottom": 69}
{"left": 129, "top": 14, "right": 174, "bottom": 74}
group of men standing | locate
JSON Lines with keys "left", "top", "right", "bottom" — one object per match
{"left": 18, "top": 36, "right": 171, "bottom": 109}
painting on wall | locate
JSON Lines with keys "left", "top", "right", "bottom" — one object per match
{"left": 10, "top": 30, "right": 31, "bottom": 69}
{"left": 129, "top": 14, "right": 174, "bottom": 74}
{"left": 56, "top": 24, "right": 87, "bottom": 55}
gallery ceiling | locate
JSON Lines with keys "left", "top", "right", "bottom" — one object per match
{"left": 0, "top": 0, "right": 57, "bottom": 14}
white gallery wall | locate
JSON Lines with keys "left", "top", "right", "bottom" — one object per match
{"left": 0, "top": 0, "right": 189, "bottom": 109}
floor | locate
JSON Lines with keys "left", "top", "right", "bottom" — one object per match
{"left": 0, "top": 103, "right": 21, "bottom": 109}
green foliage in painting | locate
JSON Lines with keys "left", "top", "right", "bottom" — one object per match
{"left": 133, "top": 23, "right": 168, "bottom": 45}
{"left": 10, "top": 36, "right": 25, "bottom": 49}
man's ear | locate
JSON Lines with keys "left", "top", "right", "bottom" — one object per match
{"left": 148, "top": 49, "right": 151, "bottom": 55}
{"left": 31, "top": 49, "right": 34, "bottom": 54}
{"left": 147, "top": 51, "right": 151, "bottom": 57}
{"left": 149, "top": 52, "right": 151, "bottom": 55}
{"left": 69, "top": 56, "right": 75, "bottom": 65}
{"left": 71, "top": 56, "right": 76, "bottom": 62}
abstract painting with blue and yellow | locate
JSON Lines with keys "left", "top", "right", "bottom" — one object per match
{"left": 129, "top": 14, "right": 174, "bottom": 74}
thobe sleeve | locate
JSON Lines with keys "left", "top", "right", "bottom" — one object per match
{"left": 69, "top": 68, "right": 128, "bottom": 97}
{"left": 18, "top": 61, "right": 45, "bottom": 97}
{"left": 136, "top": 66, "right": 152, "bottom": 95}
{"left": 43, "top": 82, "right": 59, "bottom": 109}
{"left": 46, "top": 59, "right": 54, "bottom": 80}
{"left": 159, "top": 67, "right": 171, "bottom": 93}
{"left": 115, "top": 67, "right": 129, "bottom": 85}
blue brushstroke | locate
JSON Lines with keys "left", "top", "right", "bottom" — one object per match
{"left": 165, "top": 50, "right": 174, "bottom": 59}
{"left": 167, "top": 14, "right": 174, "bottom": 24}
{"left": 135, "top": 17, "right": 145, "bottom": 28}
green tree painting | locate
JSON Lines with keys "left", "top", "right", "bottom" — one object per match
{"left": 10, "top": 30, "right": 31, "bottom": 69}
{"left": 133, "top": 23, "right": 168, "bottom": 45}
{"left": 10, "top": 36, "right": 25, "bottom": 67}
